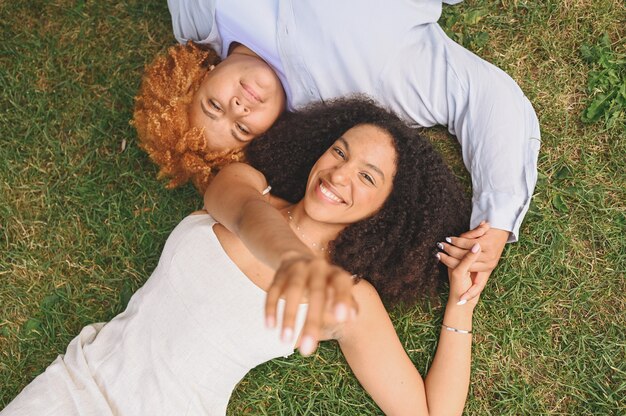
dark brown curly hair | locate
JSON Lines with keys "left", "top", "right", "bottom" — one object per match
{"left": 132, "top": 42, "right": 245, "bottom": 192}
{"left": 246, "top": 98, "right": 470, "bottom": 306}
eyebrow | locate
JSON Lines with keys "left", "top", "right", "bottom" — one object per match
{"left": 201, "top": 101, "right": 246, "bottom": 143}
{"left": 337, "top": 137, "right": 386, "bottom": 182}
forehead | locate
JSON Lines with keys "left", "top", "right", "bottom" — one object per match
{"left": 339, "top": 124, "right": 397, "bottom": 171}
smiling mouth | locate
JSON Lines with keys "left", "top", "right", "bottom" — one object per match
{"left": 319, "top": 180, "right": 346, "bottom": 204}
{"left": 241, "top": 82, "right": 261, "bottom": 103}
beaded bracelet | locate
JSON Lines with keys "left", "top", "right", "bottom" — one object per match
{"left": 442, "top": 323, "right": 473, "bottom": 334}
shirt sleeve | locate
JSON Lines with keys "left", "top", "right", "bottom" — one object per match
{"left": 382, "top": 24, "right": 540, "bottom": 243}
{"left": 168, "top": 0, "right": 222, "bottom": 53}
{"left": 444, "top": 32, "right": 541, "bottom": 242}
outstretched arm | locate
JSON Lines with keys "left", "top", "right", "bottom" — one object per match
{"left": 204, "top": 163, "right": 357, "bottom": 351}
{"left": 204, "top": 162, "right": 309, "bottom": 270}
{"left": 338, "top": 245, "right": 481, "bottom": 416}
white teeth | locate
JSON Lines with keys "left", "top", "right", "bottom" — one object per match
{"left": 320, "top": 182, "right": 343, "bottom": 203}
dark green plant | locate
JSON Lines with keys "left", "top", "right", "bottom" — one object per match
{"left": 580, "top": 34, "right": 626, "bottom": 130}
{"left": 441, "top": 7, "right": 490, "bottom": 52}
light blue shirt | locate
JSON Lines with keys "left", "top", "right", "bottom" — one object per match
{"left": 168, "top": 0, "right": 541, "bottom": 242}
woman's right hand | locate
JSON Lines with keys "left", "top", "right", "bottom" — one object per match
{"left": 265, "top": 252, "right": 358, "bottom": 356}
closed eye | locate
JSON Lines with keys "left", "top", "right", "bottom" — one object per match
{"left": 209, "top": 99, "right": 222, "bottom": 111}
{"left": 236, "top": 123, "right": 250, "bottom": 135}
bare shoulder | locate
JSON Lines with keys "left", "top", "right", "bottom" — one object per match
{"left": 319, "top": 280, "right": 386, "bottom": 342}
{"left": 334, "top": 279, "right": 390, "bottom": 342}
{"left": 351, "top": 279, "right": 385, "bottom": 310}
{"left": 208, "top": 162, "right": 269, "bottom": 199}
{"left": 218, "top": 162, "right": 266, "bottom": 184}
{"left": 219, "top": 163, "right": 289, "bottom": 209}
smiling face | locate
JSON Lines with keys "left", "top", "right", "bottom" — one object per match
{"left": 302, "top": 124, "right": 397, "bottom": 225}
{"left": 189, "top": 52, "right": 286, "bottom": 152}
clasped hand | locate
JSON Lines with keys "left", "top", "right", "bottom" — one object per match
{"left": 265, "top": 253, "right": 358, "bottom": 356}
{"left": 437, "top": 222, "right": 509, "bottom": 304}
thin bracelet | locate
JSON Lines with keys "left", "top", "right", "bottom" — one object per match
{"left": 442, "top": 323, "right": 473, "bottom": 334}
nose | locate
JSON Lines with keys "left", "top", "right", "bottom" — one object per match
{"left": 231, "top": 96, "right": 250, "bottom": 116}
{"left": 329, "top": 163, "right": 351, "bottom": 186}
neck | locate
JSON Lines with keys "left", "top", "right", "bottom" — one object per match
{"left": 283, "top": 203, "right": 344, "bottom": 254}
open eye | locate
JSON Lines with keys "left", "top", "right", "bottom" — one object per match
{"left": 333, "top": 146, "right": 346, "bottom": 159}
{"left": 360, "top": 172, "right": 375, "bottom": 185}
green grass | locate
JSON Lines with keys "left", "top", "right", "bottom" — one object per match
{"left": 1, "top": 0, "right": 624, "bottom": 414}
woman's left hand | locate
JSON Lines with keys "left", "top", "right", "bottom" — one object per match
{"left": 447, "top": 243, "right": 482, "bottom": 308}
{"left": 265, "top": 252, "right": 358, "bottom": 356}
{"left": 438, "top": 222, "right": 508, "bottom": 304}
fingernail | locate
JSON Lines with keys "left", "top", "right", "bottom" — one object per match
{"left": 266, "top": 316, "right": 275, "bottom": 328}
{"left": 445, "top": 237, "right": 452, "bottom": 244}
{"left": 471, "top": 243, "right": 480, "bottom": 253}
{"left": 335, "top": 304, "right": 348, "bottom": 322}
{"left": 282, "top": 327, "right": 293, "bottom": 343}
{"left": 435, "top": 253, "right": 441, "bottom": 261}
{"left": 437, "top": 242, "right": 444, "bottom": 250}
{"left": 456, "top": 299, "right": 467, "bottom": 306}
{"left": 299, "top": 336, "right": 316, "bottom": 356}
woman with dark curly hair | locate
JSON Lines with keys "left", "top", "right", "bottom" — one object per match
{"left": 244, "top": 98, "right": 471, "bottom": 305}
{"left": 133, "top": 40, "right": 509, "bottom": 309}
{"left": 2, "top": 98, "right": 478, "bottom": 416}
{"left": 205, "top": 98, "right": 479, "bottom": 415}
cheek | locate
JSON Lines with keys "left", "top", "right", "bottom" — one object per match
{"left": 358, "top": 188, "right": 390, "bottom": 215}
{"left": 263, "top": 103, "right": 283, "bottom": 128}
{"left": 188, "top": 104, "right": 202, "bottom": 130}
{"left": 245, "top": 107, "right": 278, "bottom": 135}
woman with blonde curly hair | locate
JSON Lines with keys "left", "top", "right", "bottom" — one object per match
{"left": 133, "top": 42, "right": 285, "bottom": 191}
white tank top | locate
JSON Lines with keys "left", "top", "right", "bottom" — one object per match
{"left": 2, "top": 214, "right": 308, "bottom": 416}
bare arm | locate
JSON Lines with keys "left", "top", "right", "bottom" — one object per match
{"left": 204, "top": 163, "right": 357, "bottom": 350}
{"left": 339, "top": 246, "right": 481, "bottom": 415}
{"left": 204, "top": 162, "right": 312, "bottom": 269}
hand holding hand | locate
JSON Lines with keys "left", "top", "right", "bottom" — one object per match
{"left": 437, "top": 222, "right": 509, "bottom": 304}
{"left": 447, "top": 243, "right": 482, "bottom": 308}
{"left": 265, "top": 252, "right": 357, "bottom": 356}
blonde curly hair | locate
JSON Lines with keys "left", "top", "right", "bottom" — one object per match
{"left": 132, "top": 42, "right": 244, "bottom": 193}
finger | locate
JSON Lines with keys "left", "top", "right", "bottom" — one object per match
{"left": 444, "top": 236, "right": 478, "bottom": 250}
{"left": 441, "top": 251, "right": 491, "bottom": 273}
{"left": 298, "top": 274, "right": 328, "bottom": 356}
{"left": 459, "top": 271, "right": 490, "bottom": 302}
{"left": 265, "top": 274, "right": 288, "bottom": 329}
{"left": 437, "top": 251, "right": 460, "bottom": 269}
{"left": 280, "top": 273, "right": 308, "bottom": 342}
{"left": 437, "top": 242, "right": 469, "bottom": 260}
{"left": 330, "top": 271, "right": 357, "bottom": 322}
{"left": 450, "top": 243, "right": 481, "bottom": 277}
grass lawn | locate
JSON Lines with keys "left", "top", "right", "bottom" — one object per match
{"left": 1, "top": 1, "right": 624, "bottom": 414}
